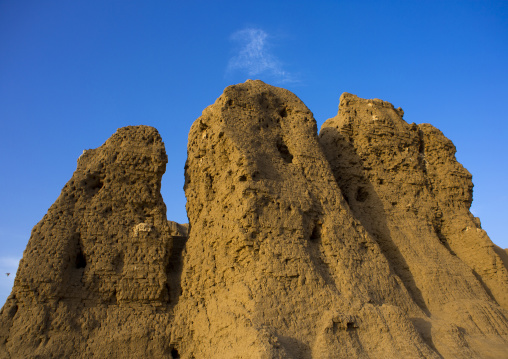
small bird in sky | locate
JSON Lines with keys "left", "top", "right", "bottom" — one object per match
{"left": 6, "top": 273, "right": 10, "bottom": 276}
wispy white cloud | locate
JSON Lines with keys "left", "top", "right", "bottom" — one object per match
{"left": 227, "top": 28, "right": 297, "bottom": 83}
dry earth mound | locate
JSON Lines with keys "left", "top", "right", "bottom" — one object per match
{"left": 0, "top": 126, "right": 177, "bottom": 358}
{"left": 1, "top": 81, "right": 507, "bottom": 358}
{"left": 319, "top": 93, "right": 508, "bottom": 357}
{"left": 171, "top": 80, "right": 437, "bottom": 358}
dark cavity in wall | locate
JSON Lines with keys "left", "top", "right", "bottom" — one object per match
{"left": 277, "top": 138, "right": 293, "bottom": 163}
{"left": 171, "top": 348, "right": 180, "bottom": 358}
{"left": 355, "top": 186, "right": 369, "bottom": 202}
{"left": 310, "top": 223, "right": 322, "bottom": 242}
{"left": 76, "top": 238, "right": 87, "bottom": 269}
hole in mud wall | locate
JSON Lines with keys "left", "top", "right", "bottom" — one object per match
{"left": 355, "top": 186, "right": 369, "bottom": 202}
{"left": 279, "top": 107, "right": 288, "bottom": 118}
{"left": 76, "top": 247, "right": 87, "bottom": 269}
{"left": 310, "top": 223, "right": 322, "bottom": 242}
{"left": 418, "top": 130, "right": 425, "bottom": 155}
{"left": 346, "top": 322, "right": 356, "bottom": 331}
{"left": 8, "top": 303, "right": 18, "bottom": 319}
{"left": 85, "top": 173, "right": 104, "bottom": 193}
{"left": 171, "top": 348, "right": 180, "bottom": 358}
{"left": 276, "top": 138, "right": 293, "bottom": 163}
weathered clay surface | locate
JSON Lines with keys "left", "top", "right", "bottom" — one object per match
{"left": 319, "top": 93, "right": 508, "bottom": 358}
{"left": 171, "top": 80, "right": 439, "bottom": 358}
{"left": 419, "top": 123, "right": 508, "bottom": 310}
{"left": 1, "top": 82, "right": 507, "bottom": 358}
{"left": 0, "top": 126, "right": 175, "bottom": 358}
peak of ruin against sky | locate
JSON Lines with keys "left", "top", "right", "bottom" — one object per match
{"left": 0, "top": 0, "right": 507, "bottom": 307}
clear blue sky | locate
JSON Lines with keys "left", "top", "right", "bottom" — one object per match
{"left": 1, "top": 0, "right": 507, "bottom": 306}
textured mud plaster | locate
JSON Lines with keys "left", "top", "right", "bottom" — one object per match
{"left": 319, "top": 92, "right": 508, "bottom": 358}
{"left": 0, "top": 126, "right": 175, "bottom": 358}
{"left": 1, "top": 82, "right": 508, "bottom": 359}
{"left": 172, "top": 80, "right": 439, "bottom": 358}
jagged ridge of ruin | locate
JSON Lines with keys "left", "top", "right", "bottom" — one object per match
{"left": 319, "top": 93, "right": 508, "bottom": 357}
{"left": 0, "top": 126, "right": 177, "bottom": 358}
{"left": 1, "top": 80, "right": 507, "bottom": 358}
